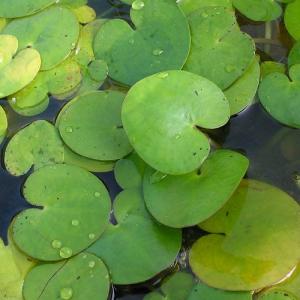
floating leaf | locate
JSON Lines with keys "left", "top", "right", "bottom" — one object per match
{"left": 58, "top": 90, "right": 132, "bottom": 161}
{"left": 184, "top": 6, "right": 255, "bottom": 90}
{"left": 0, "top": 35, "right": 41, "bottom": 98}
{"left": 285, "top": 0, "right": 300, "bottom": 41}
{"left": 59, "top": 0, "right": 88, "bottom": 8}
{"left": 0, "top": 0, "right": 55, "bottom": 18}
{"left": 190, "top": 179, "right": 300, "bottom": 291}
{"left": 87, "top": 60, "right": 108, "bottom": 82}
{"left": 144, "top": 272, "right": 195, "bottom": 300}
{"left": 188, "top": 283, "right": 252, "bottom": 300}
{"left": 0, "top": 18, "right": 6, "bottom": 31}
{"left": 4, "top": 120, "right": 64, "bottom": 176}
{"left": 93, "top": 0, "right": 191, "bottom": 86}
{"left": 258, "top": 64, "right": 300, "bottom": 128}
{"left": 23, "top": 253, "right": 110, "bottom": 300}
{"left": 12, "top": 164, "right": 111, "bottom": 261}
{"left": 72, "top": 5, "right": 96, "bottom": 24}
{"left": 224, "top": 56, "right": 260, "bottom": 115}
{"left": 122, "top": 70, "right": 230, "bottom": 175}
{"left": 258, "top": 292, "right": 297, "bottom": 300}
{"left": 288, "top": 41, "right": 300, "bottom": 67}
{"left": 143, "top": 150, "right": 248, "bottom": 228}
{"left": 3, "top": 7, "right": 80, "bottom": 70}
{"left": 260, "top": 61, "right": 286, "bottom": 80}
{"left": 88, "top": 188, "right": 182, "bottom": 284}
{"left": 0, "top": 105, "right": 7, "bottom": 144}
{"left": 232, "top": 0, "right": 282, "bottom": 21}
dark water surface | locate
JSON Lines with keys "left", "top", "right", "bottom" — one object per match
{"left": 0, "top": 1, "right": 299, "bottom": 299}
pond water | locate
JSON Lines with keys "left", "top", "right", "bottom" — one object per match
{"left": 0, "top": 1, "right": 299, "bottom": 299}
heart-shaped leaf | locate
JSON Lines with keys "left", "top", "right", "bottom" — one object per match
{"left": 0, "top": 34, "right": 41, "bottom": 98}
{"left": 58, "top": 90, "right": 132, "bottom": 161}
{"left": 12, "top": 164, "right": 111, "bottom": 261}
{"left": 143, "top": 150, "right": 248, "bottom": 228}
{"left": 0, "top": 105, "right": 7, "bottom": 144}
{"left": 258, "top": 64, "right": 300, "bottom": 128}
{"left": 284, "top": 0, "right": 300, "bottom": 41}
{"left": 122, "top": 70, "right": 230, "bottom": 175}
{"left": 23, "top": 253, "right": 110, "bottom": 300}
{"left": 4, "top": 120, "right": 64, "bottom": 176}
{"left": 184, "top": 6, "right": 255, "bottom": 90}
{"left": 0, "top": 0, "right": 55, "bottom": 18}
{"left": 93, "top": 0, "right": 191, "bottom": 86}
{"left": 72, "top": 5, "right": 96, "bottom": 24}
{"left": 88, "top": 188, "right": 182, "bottom": 284}
{"left": 288, "top": 41, "right": 300, "bottom": 67}
{"left": 190, "top": 179, "right": 300, "bottom": 291}
{"left": 232, "top": 0, "right": 282, "bottom": 21}
{"left": 3, "top": 7, "right": 79, "bottom": 70}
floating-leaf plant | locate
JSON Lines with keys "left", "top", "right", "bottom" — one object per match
{"left": 0, "top": 105, "right": 7, "bottom": 144}
{"left": 284, "top": 0, "right": 300, "bottom": 41}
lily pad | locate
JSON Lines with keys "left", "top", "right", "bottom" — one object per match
{"left": 0, "top": 0, "right": 55, "bottom": 18}
{"left": 184, "top": 6, "right": 255, "bottom": 90}
{"left": 258, "top": 64, "right": 300, "bottom": 128}
{"left": 93, "top": 0, "right": 191, "bottom": 86}
{"left": 224, "top": 56, "right": 260, "bottom": 115}
{"left": 232, "top": 0, "right": 282, "bottom": 21}
{"left": 72, "top": 5, "right": 96, "bottom": 24}
{"left": 0, "top": 18, "right": 6, "bottom": 31}
{"left": 58, "top": 90, "right": 132, "bottom": 161}
{"left": 190, "top": 179, "right": 300, "bottom": 291}
{"left": 284, "top": 0, "right": 300, "bottom": 41}
{"left": 59, "top": 0, "right": 88, "bottom": 8}
{"left": 5, "top": 120, "right": 64, "bottom": 176}
{"left": 143, "top": 150, "right": 248, "bottom": 228}
{"left": 12, "top": 164, "right": 111, "bottom": 261}
{"left": 122, "top": 70, "right": 230, "bottom": 175}
{"left": 258, "top": 291, "right": 297, "bottom": 300}
{"left": 3, "top": 7, "right": 80, "bottom": 70}
{"left": 0, "top": 34, "right": 41, "bottom": 98}
{"left": 188, "top": 283, "right": 252, "bottom": 300}
{"left": 23, "top": 252, "right": 110, "bottom": 300}
{"left": 88, "top": 188, "right": 182, "bottom": 284}
{"left": 288, "top": 41, "right": 300, "bottom": 67}
{"left": 260, "top": 61, "right": 286, "bottom": 79}
{"left": 144, "top": 272, "right": 195, "bottom": 300}
{"left": 0, "top": 105, "right": 7, "bottom": 144}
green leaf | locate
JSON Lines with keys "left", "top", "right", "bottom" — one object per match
{"left": 143, "top": 150, "right": 248, "bottom": 228}
{"left": 224, "top": 56, "right": 260, "bottom": 115}
{"left": 58, "top": 90, "right": 132, "bottom": 161}
{"left": 0, "top": 105, "right": 7, "bottom": 144}
{"left": 88, "top": 188, "right": 182, "bottom": 284}
{"left": 23, "top": 253, "right": 110, "bottom": 300}
{"left": 4, "top": 120, "right": 64, "bottom": 176}
{"left": 190, "top": 179, "right": 300, "bottom": 291}
{"left": 258, "top": 64, "right": 300, "bottom": 128}
{"left": 285, "top": 0, "right": 300, "bottom": 41}
{"left": 260, "top": 61, "right": 286, "bottom": 79}
{"left": 3, "top": 7, "right": 80, "bottom": 70}
{"left": 232, "top": 0, "right": 282, "bottom": 21}
{"left": 12, "top": 164, "right": 111, "bottom": 261}
{"left": 93, "top": 0, "right": 191, "bottom": 86}
{"left": 0, "top": 35, "right": 41, "bottom": 98}
{"left": 71, "top": 5, "right": 96, "bottom": 24}
{"left": 184, "top": 6, "right": 255, "bottom": 90}
{"left": 122, "top": 70, "right": 230, "bottom": 175}
{"left": 288, "top": 41, "right": 300, "bottom": 67}
{"left": 0, "top": 0, "right": 55, "bottom": 18}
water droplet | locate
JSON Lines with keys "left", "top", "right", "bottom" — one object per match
{"left": 82, "top": 254, "right": 87, "bottom": 259}
{"left": 88, "top": 233, "right": 95, "bottom": 240}
{"left": 129, "top": 38, "right": 135, "bottom": 45}
{"left": 65, "top": 126, "right": 73, "bottom": 133}
{"left": 132, "top": 0, "right": 144, "bottom": 10}
{"left": 94, "top": 192, "right": 100, "bottom": 197}
{"left": 60, "top": 247, "right": 73, "bottom": 258}
{"left": 175, "top": 134, "right": 181, "bottom": 140}
{"left": 152, "top": 48, "right": 164, "bottom": 56}
{"left": 157, "top": 72, "right": 169, "bottom": 79}
{"left": 71, "top": 219, "right": 79, "bottom": 226}
{"left": 201, "top": 12, "right": 208, "bottom": 18}
{"left": 11, "top": 97, "right": 17, "bottom": 104}
{"left": 88, "top": 261, "right": 96, "bottom": 268}
{"left": 60, "top": 287, "right": 73, "bottom": 300}
{"left": 52, "top": 240, "right": 62, "bottom": 249}
{"left": 225, "top": 65, "right": 235, "bottom": 73}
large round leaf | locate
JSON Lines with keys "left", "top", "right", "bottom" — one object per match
{"left": 288, "top": 41, "right": 300, "bottom": 67}
{"left": 5, "top": 120, "right": 64, "bottom": 176}
{"left": 190, "top": 179, "right": 300, "bottom": 291}
{"left": 0, "top": 0, "right": 55, "bottom": 18}
{"left": 0, "top": 35, "right": 41, "bottom": 98}
{"left": 23, "top": 253, "right": 110, "bottom": 300}
{"left": 143, "top": 150, "right": 248, "bottom": 228}
{"left": 93, "top": 0, "right": 191, "bottom": 86}
{"left": 258, "top": 64, "right": 300, "bottom": 128}
{"left": 284, "top": 0, "right": 300, "bottom": 41}
{"left": 184, "top": 6, "right": 255, "bottom": 90}
{"left": 0, "top": 105, "right": 7, "bottom": 144}
{"left": 12, "top": 164, "right": 111, "bottom": 261}
{"left": 58, "top": 90, "right": 132, "bottom": 161}
{"left": 88, "top": 188, "right": 182, "bottom": 284}
{"left": 232, "top": 0, "right": 282, "bottom": 21}
{"left": 3, "top": 7, "right": 80, "bottom": 70}
{"left": 122, "top": 70, "right": 230, "bottom": 175}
